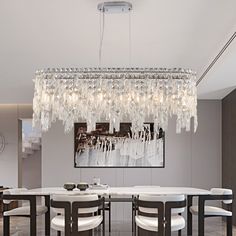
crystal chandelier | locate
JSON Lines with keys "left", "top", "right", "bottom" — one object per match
{"left": 32, "top": 2, "right": 198, "bottom": 134}
{"left": 33, "top": 68, "right": 197, "bottom": 133}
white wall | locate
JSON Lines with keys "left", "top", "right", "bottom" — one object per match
{"left": 42, "top": 100, "right": 222, "bottom": 220}
{"left": 0, "top": 105, "right": 32, "bottom": 188}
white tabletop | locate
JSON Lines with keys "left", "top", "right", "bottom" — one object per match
{"left": 108, "top": 187, "right": 210, "bottom": 195}
{"left": 12, "top": 186, "right": 211, "bottom": 196}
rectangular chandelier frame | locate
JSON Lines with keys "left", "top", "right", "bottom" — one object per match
{"left": 33, "top": 67, "right": 197, "bottom": 134}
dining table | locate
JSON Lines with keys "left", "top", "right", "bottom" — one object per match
{"left": 2, "top": 186, "right": 212, "bottom": 236}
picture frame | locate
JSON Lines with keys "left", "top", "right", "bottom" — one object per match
{"left": 74, "top": 122, "right": 165, "bottom": 168}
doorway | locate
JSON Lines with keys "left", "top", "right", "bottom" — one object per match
{"left": 18, "top": 119, "right": 42, "bottom": 189}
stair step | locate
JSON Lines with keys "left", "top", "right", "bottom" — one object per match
{"left": 23, "top": 147, "right": 34, "bottom": 155}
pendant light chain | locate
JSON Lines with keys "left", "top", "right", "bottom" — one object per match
{"left": 129, "top": 9, "right": 132, "bottom": 67}
{"left": 99, "top": 7, "right": 105, "bottom": 67}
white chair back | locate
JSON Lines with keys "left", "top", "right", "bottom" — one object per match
{"left": 139, "top": 194, "right": 185, "bottom": 215}
{"left": 3, "top": 188, "right": 28, "bottom": 204}
{"left": 210, "top": 188, "right": 233, "bottom": 204}
{"left": 52, "top": 194, "right": 99, "bottom": 215}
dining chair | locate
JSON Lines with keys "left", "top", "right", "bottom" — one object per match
{"left": 2, "top": 188, "right": 50, "bottom": 236}
{"left": 134, "top": 194, "right": 186, "bottom": 236}
{"left": 50, "top": 194, "right": 105, "bottom": 236}
{"left": 132, "top": 185, "right": 160, "bottom": 232}
{"left": 189, "top": 188, "right": 233, "bottom": 236}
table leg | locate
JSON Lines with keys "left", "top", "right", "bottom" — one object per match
{"left": 30, "top": 196, "right": 37, "bottom": 236}
{"left": 108, "top": 202, "right": 111, "bottom": 233}
{"left": 198, "top": 197, "right": 205, "bottom": 236}
{"left": 45, "top": 195, "right": 51, "bottom": 235}
{"left": 3, "top": 215, "right": 10, "bottom": 236}
{"left": 227, "top": 216, "right": 232, "bottom": 236}
{"left": 187, "top": 195, "right": 193, "bottom": 236}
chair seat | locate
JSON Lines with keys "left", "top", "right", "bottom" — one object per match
{"left": 190, "top": 205, "right": 232, "bottom": 217}
{"left": 4, "top": 205, "right": 48, "bottom": 216}
{"left": 135, "top": 215, "right": 185, "bottom": 232}
{"left": 51, "top": 215, "right": 103, "bottom": 232}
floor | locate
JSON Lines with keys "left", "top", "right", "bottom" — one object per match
{"left": 0, "top": 217, "right": 235, "bottom": 236}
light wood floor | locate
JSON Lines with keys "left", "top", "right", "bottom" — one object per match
{"left": 0, "top": 217, "right": 235, "bottom": 235}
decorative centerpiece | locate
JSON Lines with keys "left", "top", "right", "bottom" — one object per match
{"left": 77, "top": 183, "right": 89, "bottom": 191}
{"left": 63, "top": 183, "right": 76, "bottom": 191}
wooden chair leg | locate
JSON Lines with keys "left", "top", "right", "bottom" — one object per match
{"left": 198, "top": 215, "right": 204, "bottom": 236}
{"left": 109, "top": 203, "right": 111, "bottom": 232}
{"left": 227, "top": 216, "right": 232, "bottom": 236}
{"left": 102, "top": 218, "right": 105, "bottom": 236}
{"left": 132, "top": 203, "right": 134, "bottom": 232}
{"left": 3, "top": 216, "right": 10, "bottom": 236}
{"left": 187, "top": 195, "right": 193, "bottom": 236}
{"left": 45, "top": 211, "right": 50, "bottom": 235}
{"left": 134, "top": 224, "right": 136, "bottom": 236}
{"left": 187, "top": 213, "right": 193, "bottom": 235}
{"left": 132, "top": 197, "right": 136, "bottom": 233}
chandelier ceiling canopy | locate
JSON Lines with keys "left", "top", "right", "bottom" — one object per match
{"left": 32, "top": 2, "right": 198, "bottom": 134}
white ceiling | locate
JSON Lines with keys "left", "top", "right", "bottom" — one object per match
{"left": 0, "top": 0, "right": 236, "bottom": 103}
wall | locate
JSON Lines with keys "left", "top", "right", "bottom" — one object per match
{"left": 42, "top": 100, "right": 222, "bottom": 220}
{"left": 0, "top": 105, "right": 32, "bottom": 188}
{"left": 22, "top": 149, "right": 42, "bottom": 189}
{"left": 222, "top": 88, "right": 236, "bottom": 225}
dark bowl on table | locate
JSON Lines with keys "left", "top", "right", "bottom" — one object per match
{"left": 77, "top": 183, "right": 89, "bottom": 191}
{"left": 63, "top": 183, "right": 76, "bottom": 191}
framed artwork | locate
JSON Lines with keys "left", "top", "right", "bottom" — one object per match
{"left": 74, "top": 123, "right": 165, "bottom": 168}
